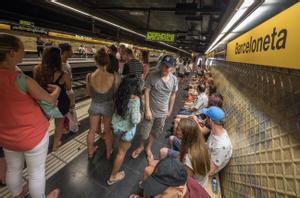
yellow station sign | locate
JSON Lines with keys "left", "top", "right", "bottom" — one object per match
{"left": 48, "top": 31, "right": 112, "bottom": 45}
{"left": 0, "top": 23, "right": 11, "bottom": 30}
{"left": 226, "top": 2, "right": 300, "bottom": 70}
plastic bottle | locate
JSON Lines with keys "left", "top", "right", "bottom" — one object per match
{"left": 212, "top": 176, "right": 218, "bottom": 194}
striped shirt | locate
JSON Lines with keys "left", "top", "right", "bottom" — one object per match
{"left": 122, "top": 59, "right": 143, "bottom": 79}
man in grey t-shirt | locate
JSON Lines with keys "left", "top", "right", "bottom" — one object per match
{"left": 131, "top": 55, "right": 178, "bottom": 162}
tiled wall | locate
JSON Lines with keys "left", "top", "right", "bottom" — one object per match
{"left": 211, "top": 61, "right": 300, "bottom": 197}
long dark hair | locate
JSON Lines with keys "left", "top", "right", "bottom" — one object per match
{"left": 34, "top": 47, "right": 62, "bottom": 89}
{"left": 115, "top": 75, "right": 142, "bottom": 118}
{"left": 0, "top": 33, "right": 22, "bottom": 62}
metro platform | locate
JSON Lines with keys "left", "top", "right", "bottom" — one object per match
{"left": 1, "top": 81, "right": 222, "bottom": 198}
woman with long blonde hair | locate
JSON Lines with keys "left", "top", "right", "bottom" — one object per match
{"left": 179, "top": 117, "right": 211, "bottom": 187}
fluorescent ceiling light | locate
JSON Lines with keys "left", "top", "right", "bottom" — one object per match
{"left": 49, "top": 0, "right": 189, "bottom": 54}
{"left": 205, "top": 0, "right": 255, "bottom": 53}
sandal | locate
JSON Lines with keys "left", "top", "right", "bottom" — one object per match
{"left": 131, "top": 147, "right": 144, "bottom": 159}
{"left": 107, "top": 171, "right": 125, "bottom": 185}
{"left": 129, "top": 194, "right": 142, "bottom": 198}
{"left": 46, "top": 188, "right": 60, "bottom": 198}
{"left": 88, "top": 145, "right": 99, "bottom": 160}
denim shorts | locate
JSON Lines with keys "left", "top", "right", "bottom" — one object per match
{"left": 167, "top": 136, "right": 181, "bottom": 158}
{"left": 139, "top": 117, "right": 166, "bottom": 140}
{"left": 113, "top": 127, "right": 137, "bottom": 142}
{"left": 88, "top": 101, "right": 114, "bottom": 117}
{"left": 178, "top": 109, "right": 192, "bottom": 116}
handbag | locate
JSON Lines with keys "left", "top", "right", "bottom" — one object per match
{"left": 16, "top": 74, "right": 63, "bottom": 119}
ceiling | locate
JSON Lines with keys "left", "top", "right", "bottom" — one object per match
{"left": 0, "top": 0, "right": 232, "bottom": 54}
{"left": 64, "top": 0, "right": 230, "bottom": 53}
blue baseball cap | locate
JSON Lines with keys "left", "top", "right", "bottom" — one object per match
{"left": 201, "top": 106, "right": 225, "bottom": 123}
{"left": 157, "top": 55, "right": 176, "bottom": 68}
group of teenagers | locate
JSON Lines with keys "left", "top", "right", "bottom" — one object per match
{"left": 0, "top": 32, "right": 232, "bottom": 198}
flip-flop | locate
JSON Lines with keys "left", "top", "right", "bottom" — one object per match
{"left": 131, "top": 147, "right": 144, "bottom": 159}
{"left": 129, "top": 194, "right": 142, "bottom": 198}
{"left": 47, "top": 188, "right": 60, "bottom": 198}
{"left": 138, "top": 181, "right": 143, "bottom": 189}
{"left": 107, "top": 171, "right": 125, "bottom": 186}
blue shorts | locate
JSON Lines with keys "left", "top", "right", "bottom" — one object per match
{"left": 113, "top": 127, "right": 136, "bottom": 142}
{"left": 167, "top": 136, "right": 181, "bottom": 158}
{"left": 178, "top": 109, "right": 192, "bottom": 115}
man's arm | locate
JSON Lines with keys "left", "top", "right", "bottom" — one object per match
{"left": 209, "top": 161, "right": 218, "bottom": 176}
{"left": 167, "top": 92, "right": 176, "bottom": 117}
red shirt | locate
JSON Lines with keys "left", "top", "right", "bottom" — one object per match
{"left": 0, "top": 69, "right": 49, "bottom": 151}
{"left": 184, "top": 177, "right": 210, "bottom": 198}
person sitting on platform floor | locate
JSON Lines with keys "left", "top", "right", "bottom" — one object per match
{"left": 178, "top": 84, "right": 208, "bottom": 116}
{"left": 200, "top": 106, "right": 233, "bottom": 175}
{"left": 160, "top": 118, "right": 211, "bottom": 187}
{"left": 130, "top": 157, "right": 210, "bottom": 198}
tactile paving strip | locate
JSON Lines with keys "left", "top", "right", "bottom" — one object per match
{"left": 0, "top": 130, "right": 99, "bottom": 197}
{"left": 211, "top": 61, "right": 300, "bottom": 198}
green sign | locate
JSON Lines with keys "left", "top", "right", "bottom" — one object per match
{"left": 19, "top": 20, "right": 34, "bottom": 26}
{"left": 146, "top": 32, "right": 175, "bottom": 42}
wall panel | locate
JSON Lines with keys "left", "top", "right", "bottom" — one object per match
{"left": 212, "top": 61, "right": 300, "bottom": 197}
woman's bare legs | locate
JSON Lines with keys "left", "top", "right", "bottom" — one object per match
{"left": 87, "top": 115, "right": 100, "bottom": 159}
{"left": 53, "top": 118, "right": 64, "bottom": 151}
{"left": 109, "top": 140, "right": 131, "bottom": 182}
{"left": 103, "top": 116, "right": 113, "bottom": 159}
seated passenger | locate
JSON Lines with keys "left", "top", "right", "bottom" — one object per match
{"left": 130, "top": 157, "right": 210, "bottom": 198}
{"left": 107, "top": 76, "right": 142, "bottom": 185}
{"left": 207, "top": 84, "right": 217, "bottom": 96}
{"left": 160, "top": 118, "right": 210, "bottom": 187}
{"left": 198, "top": 93, "right": 224, "bottom": 140}
{"left": 179, "top": 84, "right": 208, "bottom": 115}
{"left": 200, "top": 106, "right": 233, "bottom": 175}
{"left": 0, "top": 33, "right": 60, "bottom": 198}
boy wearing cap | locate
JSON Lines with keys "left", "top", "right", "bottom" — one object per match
{"left": 130, "top": 157, "right": 210, "bottom": 198}
{"left": 201, "top": 106, "right": 233, "bottom": 175}
{"left": 132, "top": 55, "right": 178, "bottom": 161}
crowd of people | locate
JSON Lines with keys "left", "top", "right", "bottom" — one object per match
{"left": 0, "top": 33, "right": 232, "bottom": 198}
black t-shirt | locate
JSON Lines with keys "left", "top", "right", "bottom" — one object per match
{"left": 107, "top": 54, "right": 119, "bottom": 74}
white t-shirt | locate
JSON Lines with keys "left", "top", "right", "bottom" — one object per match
{"left": 207, "top": 129, "right": 233, "bottom": 172}
{"left": 62, "top": 62, "right": 72, "bottom": 80}
{"left": 191, "top": 92, "right": 208, "bottom": 110}
{"left": 184, "top": 154, "right": 209, "bottom": 187}
{"left": 178, "top": 63, "right": 185, "bottom": 74}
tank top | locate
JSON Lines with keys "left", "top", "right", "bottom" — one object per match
{"left": 53, "top": 72, "right": 70, "bottom": 115}
{"left": 89, "top": 73, "right": 116, "bottom": 104}
{"left": 0, "top": 69, "right": 49, "bottom": 151}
